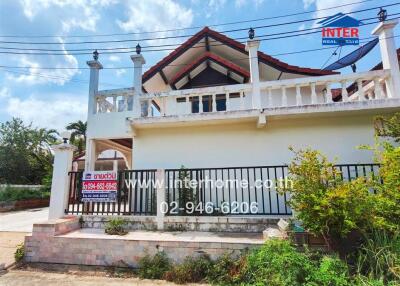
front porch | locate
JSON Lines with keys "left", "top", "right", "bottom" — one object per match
{"left": 24, "top": 216, "right": 267, "bottom": 267}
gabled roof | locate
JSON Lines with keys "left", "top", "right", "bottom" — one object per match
{"left": 143, "top": 27, "right": 337, "bottom": 85}
{"left": 170, "top": 52, "right": 250, "bottom": 87}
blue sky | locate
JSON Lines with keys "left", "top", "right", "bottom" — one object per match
{"left": 0, "top": 0, "right": 399, "bottom": 131}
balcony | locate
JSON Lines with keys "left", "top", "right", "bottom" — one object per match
{"left": 90, "top": 69, "right": 400, "bottom": 131}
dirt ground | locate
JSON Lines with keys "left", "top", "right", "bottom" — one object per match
{"left": 0, "top": 232, "right": 27, "bottom": 270}
{"left": 0, "top": 263, "right": 208, "bottom": 286}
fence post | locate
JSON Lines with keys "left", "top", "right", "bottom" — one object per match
{"left": 48, "top": 142, "right": 77, "bottom": 219}
{"left": 156, "top": 169, "right": 165, "bottom": 230}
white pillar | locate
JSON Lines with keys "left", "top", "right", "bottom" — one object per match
{"left": 372, "top": 20, "right": 400, "bottom": 98}
{"left": 48, "top": 143, "right": 77, "bottom": 219}
{"left": 130, "top": 54, "right": 146, "bottom": 117}
{"left": 86, "top": 60, "right": 103, "bottom": 115}
{"left": 113, "top": 151, "right": 118, "bottom": 172}
{"left": 156, "top": 169, "right": 165, "bottom": 230}
{"left": 84, "top": 139, "right": 97, "bottom": 171}
{"left": 245, "top": 39, "right": 261, "bottom": 109}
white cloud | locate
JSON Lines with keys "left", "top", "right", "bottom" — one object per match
{"left": 116, "top": 0, "right": 193, "bottom": 45}
{"left": 4, "top": 93, "right": 87, "bottom": 131}
{"left": 6, "top": 38, "right": 79, "bottom": 85}
{"left": 108, "top": 55, "right": 121, "bottom": 62}
{"left": 205, "top": 0, "right": 226, "bottom": 18}
{"left": 303, "top": 0, "right": 363, "bottom": 19}
{"left": 115, "top": 69, "right": 126, "bottom": 77}
{"left": 20, "top": 0, "right": 117, "bottom": 32}
{"left": 235, "top": 0, "right": 264, "bottom": 8}
{"left": 0, "top": 88, "right": 11, "bottom": 99}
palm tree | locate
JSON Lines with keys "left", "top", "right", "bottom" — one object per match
{"left": 66, "top": 120, "right": 87, "bottom": 153}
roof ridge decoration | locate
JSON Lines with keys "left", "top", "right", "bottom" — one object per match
{"left": 142, "top": 26, "right": 338, "bottom": 84}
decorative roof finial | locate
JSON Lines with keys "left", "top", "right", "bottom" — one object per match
{"left": 136, "top": 43, "right": 141, "bottom": 55}
{"left": 378, "top": 8, "right": 387, "bottom": 22}
{"left": 93, "top": 49, "right": 99, "bottom": 61}
{"left": 248, "top": 28, "right": 255, "bottom": 40}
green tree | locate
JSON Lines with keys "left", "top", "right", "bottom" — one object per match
{"left": 372, "top": 113, "right": 400, "bottom": 233}
{"left": 66, "top": 120, "right": 87, "bottom": 153}
{"left": 283, "top": 147, "right": 375, "bottom": 253}
{"left": 0, "top": 118, "right": 58, "bottom": 184}
{"left": 374, "top": 113, "right": 400, "bottom": 142}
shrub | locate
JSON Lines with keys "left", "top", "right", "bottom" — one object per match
{"left": 14, "top": 243, "right": 24, "bottom": 262}
{"left": 373, "top": 144, "right": 400, "bottom": 233}
{"left": 0, "top": 186, "right": 50, "bottom": 202}
{"left": 374, "top": 113, "right": 400, "bottom": 142}
{"left": 138, "top": 251, "right": 172, "bottom": 280}
{"left": 104, "top": 218, "right": 128, "bottom": 235}
{"left": 164, "top": 255, "right": 212, "bottom": 284}
{"left": 356, "top": 231, "right": 400, "bottom": 283}
{"left": 306, "top": 255, "right": 351, "bottom": 286}
{"left": 283, "top": 148, "right": 376, "bottom": 251}
{"left": 206, "top": 252, "right": 247, "bottom": 285}
{"left": 242, "top": 239, "right": 313, "bottom": 286}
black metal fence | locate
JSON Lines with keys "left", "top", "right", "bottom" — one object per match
{"left": 65, "top": 164, "right": 380, "bottom": 216}
{"left": 65, "top": 170, "right": 157, "bottom": 215}
{"left": 164, "top": 163, "right": 380, "bottom": 216}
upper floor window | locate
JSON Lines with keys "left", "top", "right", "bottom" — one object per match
{"left": 177, "top": 92, "right": 242, "bottom": 113}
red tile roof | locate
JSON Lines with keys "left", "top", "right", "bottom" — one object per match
{"left": 143, "top": 27, "right": 338, "bottom": 84}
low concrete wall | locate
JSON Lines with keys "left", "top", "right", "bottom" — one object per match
{"left": 81, "top": 215, "right": 285, "bottom": 233}
{"left": 0, "top": 198, "right": 49, "bottom": 212}
{"left": 0, "top": 185, "right": 43, "bottom": 191}
{"left": 25, "top": 217, "right": 264, "bottom": 267}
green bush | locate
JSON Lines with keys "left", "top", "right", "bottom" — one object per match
{"left": 138, "top": 251, "right": 172, "bottom": 279}
{"left": 356, "top": 231, "right": 400, "bottom": 283}
{"left": 242, "top": 239, "right": 313, "bottom": 286}
{"left": 0, "top": 186, "right": 50, "bottom": 202}
{"left": 283, "top": 148, "right": 376, "bottom": 251}
{"left": 353, "top": 276, "right": 400, "bottom": 286}
{"left": 164, "top": 255, "right": 212, "bottom": 284}
{"left": 373, "top": 144, "right": 400, "bottom": 233}
{"left": 104, "top": 218, "right": 128, "bottom": 235}
{"left": 14, "top": 243, "right": 24, "bottom": 262}
{"left": 306, "top": 255, "right": 351, "bottom": 286}
{"left": 206, "top": 252, "right": 246, "bottom": 285}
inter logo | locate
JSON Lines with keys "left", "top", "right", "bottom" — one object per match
{"left": 318, "top": 13, "right": 361, "bottom": 46}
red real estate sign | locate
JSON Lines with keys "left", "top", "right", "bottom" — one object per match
{"left": 81, "top": 171, "right": 118, "bottom": 202}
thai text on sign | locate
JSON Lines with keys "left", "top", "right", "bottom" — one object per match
{"left": 81, "top": 171, "right": 118, "bottom": 202}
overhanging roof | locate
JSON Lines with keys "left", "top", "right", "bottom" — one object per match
{"left": 171, "top": 52, "right": 250, "bottom": 88}
{"left": 143, "top": 27, "right": 337, "bottom": 89}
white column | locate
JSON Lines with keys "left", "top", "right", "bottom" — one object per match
{"left": 130, "top": 54, "right": 146, "bottom": 117}
{"left": 245, "top": 39, "right": 261, "bottom": 109}
{"left": 86, "top": 60, "right": 103, "bottom": 115}
{"left": 113, "top": 151, "right": 118, "bottom": 172}
{"left": 156, "top": 169, "right": 165, "bottom": 230}
{"left": 48, "top": 143, "right": 77, "bottom": 219}
{"left": 372, "top": 20, "right": 400, "bottom": 98}
{"left": 84, "top": 139, "right": 96, "bottom": 171}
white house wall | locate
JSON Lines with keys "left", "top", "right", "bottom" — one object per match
{"left": 132, "top": 113, "right": 376, "bottom": 169}
{"left": 87, "top": 112, "right": 132, "bottom": 139}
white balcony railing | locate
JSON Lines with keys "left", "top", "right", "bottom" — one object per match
{"left": 94, "top": 69, "right": 391, "bottom": 117}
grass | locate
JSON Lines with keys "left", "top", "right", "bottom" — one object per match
{"left": 0, "top": 186, "right": 50, "bottom": 202}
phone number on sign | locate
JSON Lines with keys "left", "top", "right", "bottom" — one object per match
{"left": 160, "top": 201, "right": 259, "bottom": 214}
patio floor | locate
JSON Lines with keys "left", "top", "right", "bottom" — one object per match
{"left": 60, "top": 228, "right": 265, "bottom": 245}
